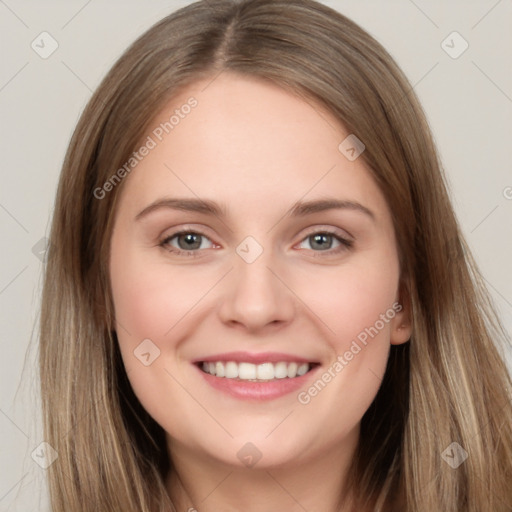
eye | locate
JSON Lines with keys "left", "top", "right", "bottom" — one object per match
{"left": 158, "top": 228, "right": 352, "bottom": 257}
{"left": 160, "top": 231, "right": 215, "bottom": 254}
{"left": 297, "top": 230, "right": 353, "bottom": 254}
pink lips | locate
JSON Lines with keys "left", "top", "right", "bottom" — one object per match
{"left": 193, "top": 351, "right": 320, "bottom": 401}
{"left": 193, "top": 351, "right": 315, "bottom": 365}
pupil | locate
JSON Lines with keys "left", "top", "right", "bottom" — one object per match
{"left": 311, "top": 234, "right": 331, "bottom": 250}
{"left": 179, "top": 233, "right": 201, "bottom": 250}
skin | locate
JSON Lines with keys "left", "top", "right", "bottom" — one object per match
{"left": 109, "top": 72, "right": 412, "bottom": 512}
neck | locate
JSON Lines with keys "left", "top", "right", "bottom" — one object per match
{"left": 165, "top": 427, "right": 359, "bottom": 512}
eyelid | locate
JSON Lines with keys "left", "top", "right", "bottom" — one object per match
{"left": 297, "top": 225, "right": 353, "bottom": 243}
{"left": 159, "top": 224, "right": 216, "bottom": 243}
{"left": 158, "top": 227, "right": 219, "bottom": 253}
{"left": 293, "top": 227, "right": 353, "bottom": 255}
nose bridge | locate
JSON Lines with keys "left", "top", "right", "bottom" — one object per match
{"left": 236, "top": 250, "right": 275, "bottom": 294}
{"left": 234, "top": 234, "right": 277, "bottom": 287}
{"left": 218, "top": 239, "right": 295, "bottom": 330}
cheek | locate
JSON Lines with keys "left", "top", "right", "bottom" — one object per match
{"left": 298, "top": 250, "right": 400, "bottom": 350}
{"left": 291, "top": 249, "right": 399, "bottom": 423}
{"left": 110, "top": 249, "right": 215, "bottom": 348}
{"left": 110, "top": 248, "right": 214, "bottom": 440}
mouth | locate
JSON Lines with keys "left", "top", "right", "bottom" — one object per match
{"left": 196, "top": 360, "right": 319, "bottom": 382}
{"left": 192, "top": 353, "right": 321, "bottom": 401}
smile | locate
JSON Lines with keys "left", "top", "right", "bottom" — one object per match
{"left": 193, "top": 353, "right": 321, "bottom": 400}
{"left": 200, "top": 361, "right": 315, "bottom": 381}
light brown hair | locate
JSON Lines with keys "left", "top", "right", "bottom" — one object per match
{"left": 40, "top": 0, "right": 512, "bottom": 510}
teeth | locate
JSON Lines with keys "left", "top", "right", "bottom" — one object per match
{"left": 215, "top": 361, "right": 225, "bottom": 377}
{"left": 239, "top": 362, "right": 257, "bottom": 380}
{"left": 225, "top": 361, "right": 239, "bottom": 378}
{"left": 297, "top": 363, "right": 308, "bottom": 376}
{"left": 256, "top": 362, "right": 274, "bottom": 380}
{"left": 274, "top": 362, "right": 288, "bottom": 379}
{"left": 200, "top": 361, "right": 312, "bottom": 380}
{"left": 287, "top": 362, "right": 298, "bottom": 378}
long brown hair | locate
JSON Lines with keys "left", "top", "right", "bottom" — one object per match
{"left": 40, "top": 1, "right": 512, "bottom": 510}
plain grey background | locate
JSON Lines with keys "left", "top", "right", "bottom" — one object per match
{"left": 1, "top": 0, "right": 511, "bottom": 510}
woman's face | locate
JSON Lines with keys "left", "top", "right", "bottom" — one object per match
{"left": 109, "top": 73, "right": 411, "bottom": 470}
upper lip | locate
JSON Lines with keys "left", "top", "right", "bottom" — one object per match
{"left": 193, "top": 351, "right": 318, "bottom": 365}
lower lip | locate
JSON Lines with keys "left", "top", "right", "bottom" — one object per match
{"left": 194, "top": 364, "right": 319, "bottom": 401}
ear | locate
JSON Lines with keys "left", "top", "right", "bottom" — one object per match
{"left": 389, "top": 279, "right": 413, "bottom": 345}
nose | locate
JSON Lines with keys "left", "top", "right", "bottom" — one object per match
{"left": 218, "top": 250, "right": 295, "bottom": 333}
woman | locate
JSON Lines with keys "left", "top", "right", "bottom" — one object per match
{"left": 39, "top": 0, "right": 512, "bottom": 510}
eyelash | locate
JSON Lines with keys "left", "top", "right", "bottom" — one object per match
{"left": 159, "top": 228, "right": 353, "bottom": 257}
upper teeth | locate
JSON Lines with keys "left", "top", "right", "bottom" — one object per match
{"left": 202, "top": 361, "right": 310, "bottom": 380}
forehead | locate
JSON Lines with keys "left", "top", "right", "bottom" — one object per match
{"left": 115, "top": 72, "right": 390, "bottom": 222}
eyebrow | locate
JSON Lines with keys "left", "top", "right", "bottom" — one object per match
{"left": 135, "top": 197, "right": 375, "bottom": 222}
